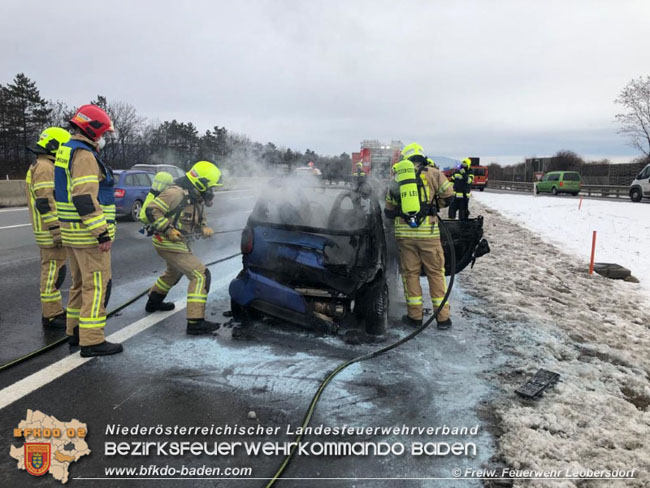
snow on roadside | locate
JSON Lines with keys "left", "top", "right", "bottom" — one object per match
{"left": 473, "top": 192, "right": 650, "bottom": 293}
{"left": 462, "top": 200, "right": 650, "bottom": 488}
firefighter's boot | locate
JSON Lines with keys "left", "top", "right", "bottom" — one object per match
{"left": 68, "top": 326, "right": 79, "bottom": 346}
{"left": 145, "top": 291, "right": 175, "bottom": 312}
{"left": 42, "top": 311, "right": 66, "bottom": 329}
{"left": 401, "top": 315, "right": 422, "bottom": 328}
{"left": 186, "top": 318, "right": 220, "bottom": 335}
{"left": 437, "top": 318, "right": 452, "bottom": 330}
{"left": 80, "top": 341, "right": 123, "bottom": 357}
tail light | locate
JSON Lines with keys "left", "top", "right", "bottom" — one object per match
{"left": 241, "top": 227, "right": 254, "bottom": 254}
{"left": 114, "top": 188, "right": 125, "bottom": 198}
{"left": 559, "top": 182, "right": 564, "bottom": 187}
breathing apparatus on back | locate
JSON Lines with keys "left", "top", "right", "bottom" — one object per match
{"left": 390, "top": 143, "right": 434, "bottom": 228}
{"left": 139, "top": 172, "right": 175, "bottom": 227}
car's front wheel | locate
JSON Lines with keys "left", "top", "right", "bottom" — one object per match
{"left": 130, "top": 200, "right": 142, "bottom": 222}
{"left": 360, "top": 279, "right": 388, "bottom": 335}
{"left": 630, "top": 188, "right": 642, "bottom": 202}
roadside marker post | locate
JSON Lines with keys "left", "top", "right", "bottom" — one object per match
{"left": 589, "top": 231, "right": 597, "bottom": 275}
{"left": 578, "top": 196, "right": 583, "bottom": 210}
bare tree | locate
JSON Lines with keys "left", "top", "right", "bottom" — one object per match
{"left": 615, "top": 76, "right": 650, "bottom": 156}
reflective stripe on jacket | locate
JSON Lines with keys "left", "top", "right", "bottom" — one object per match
{"left": 386, "top": 166, "right": 454, "bottom": 239}
{"left": 145, "top": 185, "right": 206, "bottom": 253}
{"left": 452, "top": 168, "right": 474, "bottom": 197}
{"left": 25, "top": 155, "right": 60, "bottom": 248}
{"left": 54, "top": 136, "right": 116, "bottom": 247}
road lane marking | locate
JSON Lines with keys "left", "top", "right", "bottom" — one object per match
{"left": 0, "top": 269, "right": 238, "bottom": 410}
{"left": 0, "top": 223, "right": 31, "bottom": 230}
{"left": 0, "top": 207, "right": 28, "bottom": 213}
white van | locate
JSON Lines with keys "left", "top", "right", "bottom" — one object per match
{"left": 629, "top": 163, "right": 650, "bottom": 202}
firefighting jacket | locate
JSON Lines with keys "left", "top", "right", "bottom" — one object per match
{"left": 452, "top": 168, "right": 474, "bottom": 197}
{"left": 54, "top": 135, "right": 116, "bottom": 248}
{"left": 25, "top": 155, "right": 61, "bottom": 248}
{"left": 145, "top": 184, "right": 207, "bottom": 253}
{"left": 385, "top": 166, "right": 454, "bottom": 239}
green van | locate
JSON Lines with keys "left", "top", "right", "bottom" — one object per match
{"left": 536, "top": 171, "right": 581, "bottom": 195}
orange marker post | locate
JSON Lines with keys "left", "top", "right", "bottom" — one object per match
{"left": 578, "top": 196, "right": 583, "bottom": 210}
{"left": 589, "top": 230, "right": 597, "bottom": 275}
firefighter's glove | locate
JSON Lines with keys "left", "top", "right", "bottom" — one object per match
{"left": 201, "top": 226, "right": 214, "bottom": 238}
{"left": 167, "top": 228, "right": 184, "bottom": 242}
{"left": 442, "top": 195, "right": 455, "bottom": 208}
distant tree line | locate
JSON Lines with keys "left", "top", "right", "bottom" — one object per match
{"left": 486, "top": 150, "right": 649, "bottom": 184}
{"left": 0, "top": 73, "right": 352, "bottom": 179}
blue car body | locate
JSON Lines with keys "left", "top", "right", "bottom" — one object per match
{"left": 229, "top": 179, "right": 387, "bottom": 333}
{"left": 113, "top": 170, "right": 155, "bottom": 220}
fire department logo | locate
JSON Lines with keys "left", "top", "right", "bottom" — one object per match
{"left": 25, "top": 443, "right": 51, "bottom": 476}
{"left": 10, "top": 409, "right": 91, "bottom": 484}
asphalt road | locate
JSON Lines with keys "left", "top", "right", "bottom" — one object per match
{"left": 0, "top": 189, "right": 500, "bottom": 487}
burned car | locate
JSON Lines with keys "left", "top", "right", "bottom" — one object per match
{"left": 229, "top": 178, "right": 489, "bottom": 335}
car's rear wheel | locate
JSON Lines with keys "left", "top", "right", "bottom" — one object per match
{"left": 360, "top": 279, "right": 388, "bottom": 335}
{"left": 572, "top": 192, "right": 579, "bottom": 196}
{"left": 535, "top": 185, "right": 540, "bottom": 194}
{"left": 630, "top": 188, "right": 642, "bottom": 202}
{"left": 551, "top": 186, "right": 558, "bottom": 195}
{"left": 130, "top": 199, "right": 142, "bottom": 221}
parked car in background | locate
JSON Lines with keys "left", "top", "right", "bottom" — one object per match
{"left": 536, "top": 171, "right": 581, "bottom": 195}
{"left": 113, "top": 170, "right": 155, "bottom": 221}
{"left": 131, "top": 163, "right": 185, "bottom": 179}
{"left": 629, "top": 163, "right": 650, "bottom": 202}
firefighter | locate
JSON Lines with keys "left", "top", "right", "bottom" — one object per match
{"left": 385, "top": 142, "right": 455, "bottom": 329}
{"left": 427, "top": 157, "right": 439, "bottom": 169}
{"left": 354, "top": 161, "right": 366, "bottom": 177}
{"left": 54, "top": 104, "right": 122, "bottom": 357}
{"left": 143, "top": 161, "right": 222, "bottom": 334}
{"left": 25, "top": 127, "right": 71, "bottom": 328}
{"left": 138, "top": 171, "right": 175, "bottom": 230}
{"left": 448, "top": 158, "right": 474, "bottom": 220}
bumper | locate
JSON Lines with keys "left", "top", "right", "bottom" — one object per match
{"left": 229, "top": 269, "right": 337, "bottom": 332}
{"left": 229, "top": 269, "right": 308, "bottom": 315}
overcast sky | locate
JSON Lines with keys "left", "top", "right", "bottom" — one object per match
{"left": 2, "top": 0, "right": 649, "bottom": 164}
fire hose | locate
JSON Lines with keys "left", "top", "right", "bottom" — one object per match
{"left": 0, "top": 237, "right": 244, "bottom": 374}
{"left": 264, "top": 215, "right": 458, "bottom": 487}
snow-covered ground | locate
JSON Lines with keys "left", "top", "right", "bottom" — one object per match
{"left": 473, "top": 192, "right": 650, "bottom": 293}
{"left": 461, "top": 199, "right": 650, "bottom": 487}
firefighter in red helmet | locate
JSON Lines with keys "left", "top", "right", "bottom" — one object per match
{"left": 54, "top": 104, "right": 123, "bottom": 357}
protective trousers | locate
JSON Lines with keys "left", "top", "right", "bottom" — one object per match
{"left": 65, "top": 246, "right": 112, "bottom": 346}
{"left": 398, "top": 238, "right": 450, "bottom": 322}
{"left": 150, "top": 248, "right": 209, "bottom": 320}
{"left": 448, "top": 196, "right": 470, "bottom": 220}
{"left": 39, "top": 247, "right": 67, "bottom": 318}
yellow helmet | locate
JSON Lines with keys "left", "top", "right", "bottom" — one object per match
{"left": 401, "top": 143, "right": 425, "bottom": 160}
{"left": 356, "top": 161, "right": 363, "bottom": 168}
{"left": 31, "top": 126, "right": 71, "bottom": 155}
{"left": 427, "top": 157, "right": 438, "bottom": 168}
{"left": 151, "top": 171, "right": 175, "bottom": 193}
{"left": 186, "top": 161, "right": 223, "bottom": 192}
{"left": 461, "top": 158, "right": 471, "bottom": 168}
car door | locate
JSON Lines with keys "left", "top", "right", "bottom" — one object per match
{"left": 637, "top": 166, "right": 650, "bottom": 196}
{"left": 135, "top": 173, "right": 153, "bottom": 202}
{"left": 538, "top": 174, "right": 551, "bottom": 192}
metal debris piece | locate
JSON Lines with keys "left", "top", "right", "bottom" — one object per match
{"left": 516, "top": 369, "right": 560, "bottom": 399}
